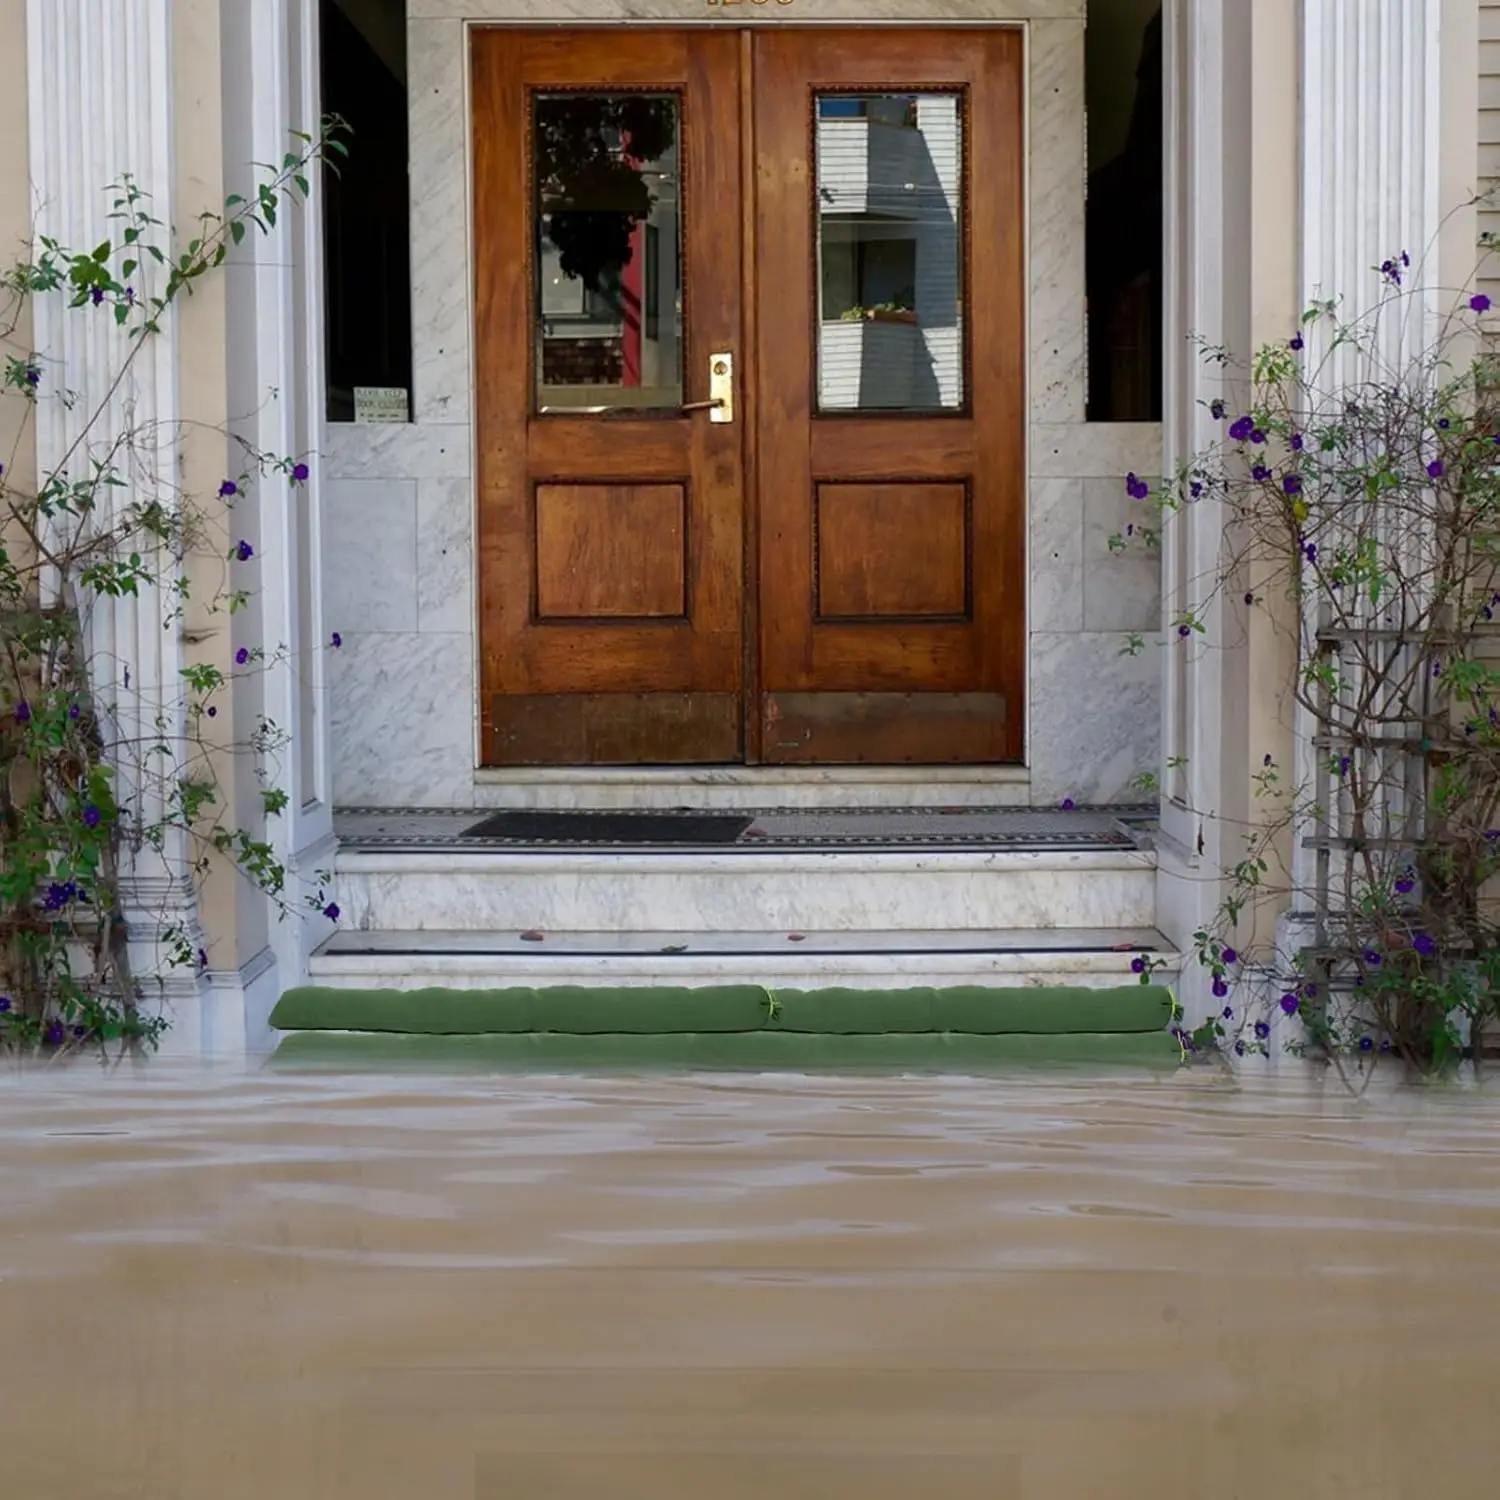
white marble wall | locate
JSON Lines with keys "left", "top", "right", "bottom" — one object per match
{"left": 322, "top": 2, "right": 1162, "bottom": 808}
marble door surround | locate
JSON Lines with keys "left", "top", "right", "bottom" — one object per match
{"left": 321, "top": 0, "right": 1164, "bottom": 807}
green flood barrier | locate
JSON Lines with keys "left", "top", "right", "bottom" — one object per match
{"left": 269, "top": 983, "right": 1176, "bottom": 1037}
{"left": 269, "top": 1028, "right": 1183, "bottom": 1073}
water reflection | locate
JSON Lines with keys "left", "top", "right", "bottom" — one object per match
{"left": 2, "top": 1064, "right": 1500, "bottom": 1497}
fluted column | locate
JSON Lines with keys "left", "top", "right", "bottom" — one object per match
{"left": 1288, "top": 0, "right": 1445, "bottom": 926}
{"left": 25, "top": 0, "right": 206, "bottom": 1010}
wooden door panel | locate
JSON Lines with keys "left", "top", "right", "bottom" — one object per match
{"left": 753, "top": 30, "right": 1026, "bottom": 764}
{"left": 472, "top": 29, "right": 744, "bottom": 765}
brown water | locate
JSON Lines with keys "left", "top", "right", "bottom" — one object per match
{"left": 3, "top": 1063, "right": 1500, "bottom": 1498}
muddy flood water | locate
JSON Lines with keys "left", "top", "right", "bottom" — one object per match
{"left": 3, "top": 1063, "right": 1500, "bottom": 1498}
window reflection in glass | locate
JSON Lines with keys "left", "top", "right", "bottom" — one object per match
{"left": 534, "top": 93, "right": 682, "bottom": 413}
{"left": 816, "top": 93, "right": 964, "bottom": 413}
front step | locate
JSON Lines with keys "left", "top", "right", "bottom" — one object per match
{"left": 309, "top": 927, "right": 1179, "bottom": 992}
{"left": 332, "top": 847, "right": 1157, "bottom": 934}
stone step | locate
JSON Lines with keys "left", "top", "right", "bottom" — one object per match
{"left": 331, "top": 847, "right": 1157, "bottom": 935}
{"left": 309, "top": 927, "right": 1179, "bottom": 992}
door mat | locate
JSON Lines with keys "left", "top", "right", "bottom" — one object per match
{"left": 270, "top": 1029, "right": 1183, "bottom": 1072}
{"left": 270, "top": 983, "right": 1176, "bottom": 1036}
{"left": 460, "top": 810, "right": 755, "bottom": 845}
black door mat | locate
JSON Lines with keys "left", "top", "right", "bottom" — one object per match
{"left": 461, "top": 810, "right": 755, "bottom": 845}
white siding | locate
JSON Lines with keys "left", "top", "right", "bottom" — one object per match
{"left": 1480, "top": 4, "right": 1500, "bottom": 308}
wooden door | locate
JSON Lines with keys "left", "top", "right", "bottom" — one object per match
{"left": 472, "top": 30, "right": 745, "bottom": 764}
{"left": 753, "top": 30, "right": 1026, "bottom": 764}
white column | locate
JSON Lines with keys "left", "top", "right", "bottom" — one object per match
{"left": 25, "top": 2, "right": 209, "bottom": 1020}
{"left": 1286, "top": 0, "right": 1444, "bottom": 947}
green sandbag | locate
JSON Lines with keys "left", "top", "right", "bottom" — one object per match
{"left": 271, "top": 984, "right": 774, "bottom": 1035}
{"left": 522, "top": 985, "right": 773, "bottom": 1034}
{"left": 768, "top": 988, "right": 938, "bottom": 1033}
{"left": 926, "top": 984, "right": 1175, "bottom": 1035}
{"left": 270, "top": 1028, "right": 1184, "bottom": 1072}
{"left": 269, "top": 986, "right": 542, "bottom": 1035}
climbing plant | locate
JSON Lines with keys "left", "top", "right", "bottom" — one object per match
{"left": 0, "top": 121, "right": 348, "bottom": 1054}
{"left": 1119, "top": 253, "right": 1500, "bottom": 1078}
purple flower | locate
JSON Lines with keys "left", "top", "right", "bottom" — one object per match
{"left": 235, "top": 648, "right": 249, "bottom": 666}
{"left": 197, "top": 947, "right": 209, "bottom": 969}
{"left": 1412, "top": 932, "right": 1436, "bottom": 958}
{"left": 1358, "top": 1036, "right": 1374, "bottom": 1052}
{"left": 1279, "top": 993, "right": 1300, "bottom": 1015}
{"left": 1337, "top": 755, "right": 1351, "bottom": 776}
{"left": 292, "top": 462, "right": 310, "bottom": 483}
{"left": 1131, "top": 956, "right": 1146, "bottom": 974}
{"left": 14, "top": 700, "right": 30, "bottom": 723}
{"left": 1394, "top": 872, "right": 1416, "bottom": 895}
{"left": 1254, "top": 1020, "right": 1270, "bottom": 1040}
{"left": 90, "top": 287, "right": 104, "bottom": 306}
{"left": 1244, "top": 591, "right": 1255, "bottom": 606}
{"left": 82, "top": 804, "right": 101, "bottom": 829}
{"left": 1438, "top": 418, "right": 1452, "bottom": 430}
{"left": 323, "top": 901, "right": 341, "bottom": 921}
{"left": 207, "top": 706, "right": 217, "bottom": 718}
{"left": 235, "top": 540, "right": 254, "bottom": 562}
{"left": 0, "top": 996, "right": 11, "bottom": 1013}
{"left": 1177, "top": 623, "right": 1192, "bottom": 639}
{"left": 1283, "top": 473, "right": 1302, "bottom": 495}
{"left": 1250, "top": 429, "right": 1266, "bottom": 444}
{"left": 1221, "top": 1005, "right": 1235, "bottom": 1021}
{"left": 219, "top": 480, "right": 238, "bottom": 498}
{"left": 1221, "top": 947, "right": 1238, "bottom": 965}
{"left": 1252, "top": 464, "right": 1271, "bottom": 482}
{"left": 1290, "top": 334, "right": 1304, "bottom": 351}
{"left": 23, "top": 365, "right": 40, "bottom": 387}
{"left": 1291, "top": 433, "right": 1305, "bottom": 451}
{"left": 1229, "top": 416, "right": 1254, "bottom": 441}
{"left": 1303, "top": 542, "right": 1318, "bottom": 563}
{"left": 1381, "top": 259, "right": 1403, "bottom": 286}
{"left": 1212, "top": 977, "right": 1229, "bottom": 999}
{"left": 330, "top": 631, "right": 342, "bottom": 649}
{"left": 1210, "top": 399, "right": 1227, "bottom": 420}
{"left": 1427, "top": 459, "right": 1445, "bottom": 479}
{"left": 1472, "top": 293, "right": 1492, "bottom": 313}
{"left": 1264, "top": 754, "right": 1274, "bottom": 767}
{"left": 1189, "top": 481, "right": 1203, "bottom": 498}
{"left": 42, "top": 881, "right": 76, "bottom": 912}
{"left": 1363, "top": 949, "right": 1382, "bottom": 967}
{"left": 43, "top": 1020, "right": 65, "bottom": 1047}
{"left": 1060, "top": 797, "right": 1076, "bottom": 811}
{"left": 1125, "top": 472, "right": 1150, "bottom": 500}
{"left": 68, "top": 702, "right": 80, "bottom": 720}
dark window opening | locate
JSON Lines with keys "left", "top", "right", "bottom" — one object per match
{"left": 1085, "top": 1, "right": 1163, "bottom": 423}
{"left": 320, "top": 0, "right": 412, "bottom": 423}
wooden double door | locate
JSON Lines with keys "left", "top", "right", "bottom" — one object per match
{"left": 473, "top": 27, "right": 1024, "bottom": 765}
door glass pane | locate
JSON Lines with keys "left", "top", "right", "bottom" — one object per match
{"left": 815, "top": 93, "right": 964, "bottom": 412}
{"left": 533, "top": 93, "right": 682, "bottom": 413}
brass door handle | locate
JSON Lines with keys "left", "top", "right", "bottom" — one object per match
{"left": 682, "top": 352, "right": 734, "bottom": 423}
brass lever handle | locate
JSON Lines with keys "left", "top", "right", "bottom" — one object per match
{"left": 682, "top": 352, "right": 734, "bottom": 423}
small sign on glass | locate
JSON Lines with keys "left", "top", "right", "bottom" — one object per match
{"left": 353, "top": 387, "right": 409, "bottom": 424}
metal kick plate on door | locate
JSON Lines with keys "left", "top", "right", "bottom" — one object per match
{"left": 709, "top": 352, "right": 733, "bottom": 424}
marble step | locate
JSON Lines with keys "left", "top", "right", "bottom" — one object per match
{"left": 331, "top": 846, "right": 1157, "bottom": 935}
{"left": 309, "top": 927, "right": 1179, "bottom": 992}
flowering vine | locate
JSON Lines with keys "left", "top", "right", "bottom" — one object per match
{"left": 1114, "top": 250, "right": 1500, "bottom": 1077}
{"left": 1, "top": 122, "right": 349, "bottom": 1054}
